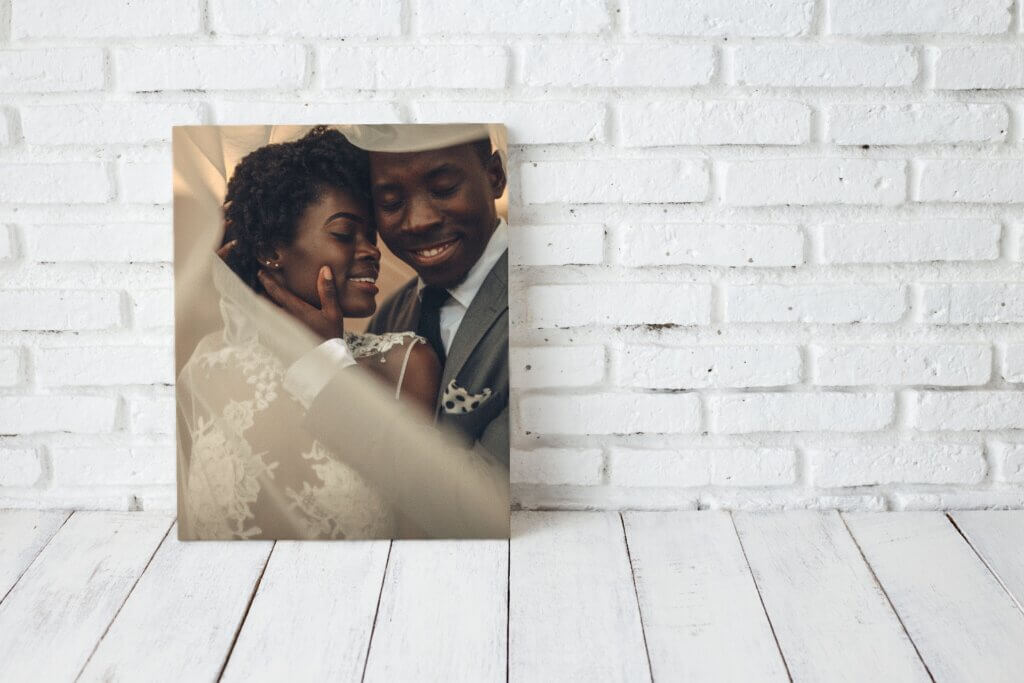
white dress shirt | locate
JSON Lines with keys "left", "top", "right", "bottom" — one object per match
{"left": 283, "top": 217, "right": 508, "bottom": 408}
{"left": 418, "top": 217, "right": 508, "bottom": 356}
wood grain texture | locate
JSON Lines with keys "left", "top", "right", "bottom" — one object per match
{"left": 222, "top": 540, "right": 390, "bottom": 682}
{"left": 510, "top": 511, "right": 650, "bottom": 683}
{"left": 846, "top": 512, "right": 1024, "bottom": 683}
{"left": 623, "top": 511, "right": 788, "bottom": 682}
{"left": 0, "top": 509, "right": 69, "bottom": 601}
{"left": 0, "top": 511, "right": 172, "bottom": 681}
{"left": 78, "top": 523, "right": 272, "bottom": 682}
{"left": 735, "top": 511, "right": 929, "bottom": 682}
{"left": 951, "top": 510, "right": 1024, "bottom": 609}
{"left": 363, "top": 539, "right": 508, "bottom": 683}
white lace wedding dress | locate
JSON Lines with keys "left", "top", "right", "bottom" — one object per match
{"left": 176, "top": 259, "right": 427, "bottom": 540}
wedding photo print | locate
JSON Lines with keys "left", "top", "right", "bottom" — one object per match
{"left": 173, "top": 123, "right": 510, "bottom": 541}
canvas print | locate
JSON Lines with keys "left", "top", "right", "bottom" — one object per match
{"left": 173, "top": 123, "right": 510, "bottom": 540}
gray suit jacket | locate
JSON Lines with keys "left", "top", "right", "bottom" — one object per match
{"left": 368, "top": 250, "right": 509, "bottom": 467}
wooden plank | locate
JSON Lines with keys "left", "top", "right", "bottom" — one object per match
{"left": 735, "top": 511, "right": 929, "bottom": 682}
{"left": 0, "top": 511, "right": 172, "bottom": 682}
{"left": 509, "top": 511, "right": 649, "bottom": 683}
{"left": 77, "top": 523, "right": 272, "bottom": 682}
{"left": 222, "top": 540, "right": 390, "bottom": 682}
{"left": 363, "top": 539, "right": 507, "bottom": 683}
{"left": 0, "top": 509, "right": 70, "bottom": 601}
{"left": 623, "top": 511, "right": 788, "bottom": 682}
{"left": 846, "top": 512, "right": 1024, "bottom": 682}
{"left": 951, "top": 510, "right": 1024, "bottom": 610}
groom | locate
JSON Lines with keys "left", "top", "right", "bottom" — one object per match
{"left": 364, "top": 131, "right": 509, "bottom": 467}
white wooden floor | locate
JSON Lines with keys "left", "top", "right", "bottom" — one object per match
{"left": 1, "top": 510, "right": 1022, "bottom": 682}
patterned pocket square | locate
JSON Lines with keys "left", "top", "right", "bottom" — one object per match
{"left": 441, "top": 379, "right": 493, "bottom": 414}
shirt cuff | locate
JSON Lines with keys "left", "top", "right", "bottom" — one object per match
{"left": 282, "top": 337, "right": 357, "bottom": 409}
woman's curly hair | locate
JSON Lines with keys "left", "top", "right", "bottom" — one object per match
{"left": 221, "top": 125, "right": 371, "bottom": 290}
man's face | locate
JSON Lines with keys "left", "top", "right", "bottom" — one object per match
{"left": 369, "top": 142, "right": 506, "bottom": 289}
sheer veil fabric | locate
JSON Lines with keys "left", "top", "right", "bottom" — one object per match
{"left": 173, "top": 125, "right": 509, "bottom": 539}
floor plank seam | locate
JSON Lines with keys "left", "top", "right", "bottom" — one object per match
{"left": 505, "top": 538, "right": 510, "bottom": 683}
{"left": 729, "top": 513, "right": 794, "bottom": 683}
{"left": 838, "top": 514, "right": 936, "bottom": 683}
{"left": 215, "top": 539, "right": 276, "bottom": 682}
{"left": 618, "top": 513, "right": 654, "bottom": 683}
{"left": 74, "top": 515, "right": 176, "bottom": 683}
{"left": 946, "top": 513, "right": 1024, "bottom": 616}
{"left": 359, "top": 540, "right": 393, "bottom": 683}
{"left": 0, "top": 509, "right": 73, "bottom": 608}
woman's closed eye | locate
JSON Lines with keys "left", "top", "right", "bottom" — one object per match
{"left": 330, "top": 232, "right": 354, "bottom": 243}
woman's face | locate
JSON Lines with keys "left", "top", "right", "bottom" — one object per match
{"left": 273, "top": 186, "right": 381, "bottom": 318}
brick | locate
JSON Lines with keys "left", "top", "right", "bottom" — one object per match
{"left": 0, "top": 225, "right": 12, "bottom": 259}
{"left": 23, "top": 224, "right": 173, "bottom": 263}
{"left": 323, "top": 46, "right": 507, "bottom": 89}
{"left": 809, "top": 444, "right": 986, "bottom": 487}
{"left": 510, "top": 346, "right": 605, "bottom": 388}
{"left": 0, "top": 49, "right": 105, "bottom": 93}
{"left": 211, "top": 0, "right": 400, "bottom": 36}
{"left": 12, "top": 0, "right": 200, "bottom": 37}
{"left": 511, "top": 448, "right": 604, "bottom": 485}
{"left": 709, "top": 392, "right": 895, "bottom": 433}
{"left": 116, "top": 46, "right": 306, "bottom": 91}
{"left": 520, "top": 393, "right": 701, "bottom": 434}
{"left": 819, "top": 220, "right": 1000, "bottom": 263}
{"left": 417, "top": 0, "right": 610, "bottom": 33}
{"left": 214, "top": 101, "right": 401, "bottom": 125}
{"left": 522, "top": 44, "right": 714, "bottom": 87}
{"left": 918, "top": 160, "right": 1024, "bottom": 203}
{"left": 0, "top": 291, "right": 120, "bottom": 330}
{"left": 619, "top": 99, "right": 810, "bottom": 146}
{"left": 22, "top": 103, "right": 203, "bottom": 146}
{"left": 616, "top": 345, "right": 802, "bottom": 389}
{"left": 120, "top": 160, "right": 171, "bottom": 204}
{"left": 0, "top": 396, "right": 118, "bottom": 433}
{"left": 0, "top": 163, "right": 112, "bottom": 204}
{"left": 0, "top": 348, "right": 21, "bottom": 386}
{"left": 131, "top": 289, "right": 173, "bottom": 328}
{"left": 894, "top": 490, "right": 1024, "bottom": 510}
{"left": 128, "top": 395, "right": 175, "bottom": 434}
{"left": 827, "top": 103, "right": 1007, "bottom": 145}
{"left": 521, "top": 159, "right": 709, "bottom": 204}
{"left": 934, "top": 46, "right": 1024, "bottom": 89}
{"left": 913, "top": 390, "right": 1024, "bottom": 430}
{"left": 813, "top": 344, "right": 991, "bottom": 386}
{"left": 1005, "top": 344, "right": 1024, "bottom": 382}
{"left": 608, "top": 447, "right": 796, "bottom": 487}
{"left": 0, "top": 448, "right": 42, "bottom": 486}
{"left": 414, "top": 101, "right": 605, "bottom": 144}
{"left": 627, "top": 0, "right": 812, "bottom": 36}
{"left": 733, "top": 45, "right": 916, "bottom": 87}
{"left": 50, "top": 447, "right": 174, "bottom": 487}
{"left": 511, "top": 224, "right": 604, "bottom": 266}
{"left": 722, "top": 159, "right": 906, "bottom": 206}
{"left": 830, "top": 0, "right": 1011, "bottom": 34}
{"left": 993, "top": 441, "right": 1024, "bottom": 482}
{"left": 615, "top": 223, "right": 803, "bottom": 267}
{"left": 526, "top": 283, "right": 711, "bottom": 327}
{"left": 921, "top": 283, "right": 1024, "bottom": 324}
{"left": 726, "top": 284, "right": 905, "bottom": 323}
{"left": 36, "top": 346, "right": 174, "bottom": 387}
{"left": 0, "top": 115, "right": 11, "bottom": 146}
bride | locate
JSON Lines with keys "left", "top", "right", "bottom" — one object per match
{"left": 176, "top": 126, "right": 440, "bottom": 540}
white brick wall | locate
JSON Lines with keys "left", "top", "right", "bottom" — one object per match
{"left": 1, "top": 0, "right": 1022, "bottom": 512}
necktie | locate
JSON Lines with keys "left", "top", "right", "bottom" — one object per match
{"left": 417, "top": 285, "right": 449, "bottom": 364}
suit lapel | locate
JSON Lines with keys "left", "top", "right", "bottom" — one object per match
{"left": 439, "top": 250, "right": 508, "bottom": 398}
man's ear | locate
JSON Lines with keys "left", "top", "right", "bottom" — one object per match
{"left": 485, "top": 151, "right": 507, "bottom": 199}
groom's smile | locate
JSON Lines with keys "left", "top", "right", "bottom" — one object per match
{"left": 369, "top": 140, "right": 506, "bottom": 289}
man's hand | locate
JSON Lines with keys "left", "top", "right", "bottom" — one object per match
{"left": 258, "top": 266, "right": 345, "bottom": 341}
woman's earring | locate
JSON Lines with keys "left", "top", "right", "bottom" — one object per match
{"left": 263, "top": 260, "right": 280, "bottom": 269}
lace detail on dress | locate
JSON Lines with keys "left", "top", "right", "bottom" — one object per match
{"left": 345, "top": 330, "right": 423, "bottom": 364}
